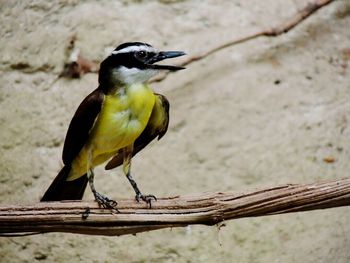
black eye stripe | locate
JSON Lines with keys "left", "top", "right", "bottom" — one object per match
{"left": 136, "top": 51, "right": 147, "bottom": 58}
{"left": 104, "top": 50, "right": 159, "bottom": 70}
{"left": 134, "top": 51, "right": 157, "bottom": 61}
{"left": 120, "top": 53, "right": 147, "bottom": 69}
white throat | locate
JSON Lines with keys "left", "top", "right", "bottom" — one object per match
{"left": 112, "top": 66, "right": 158, "bottom": 85}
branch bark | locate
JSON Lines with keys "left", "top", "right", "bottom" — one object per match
{"left": 1, "top": 177, "right": 349, "bottom": 237}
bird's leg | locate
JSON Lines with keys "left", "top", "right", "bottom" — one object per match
{"left": 123, "top": 145, "right": 157, "bottom": 208}
{"left": 87, "top": 169, "right": 118, "bottom": 211}
{"left": 85, "top": 149, "right": 118, "bottom": 211}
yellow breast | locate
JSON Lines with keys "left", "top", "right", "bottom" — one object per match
{"left": 93, "top": 84, "right": 155, "bottom": 151}
{"left": 68, "top": 83, "right": 155, "bottom": 180}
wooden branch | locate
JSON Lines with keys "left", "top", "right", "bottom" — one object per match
{"left": 150, "top": 0, "right": 335, "bottom": 83}
{"left": 58, "top": 0, "right": 334, "bottom": 82}
{"left": 1, "top": 177, "right": 350, "bottom": 237}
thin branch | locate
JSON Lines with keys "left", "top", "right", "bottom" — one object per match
{"left": 1, "top": 177, "right": 349, "bottom": 237}
{"left": 150, "top": 0, "right": 335, "bottom": 83}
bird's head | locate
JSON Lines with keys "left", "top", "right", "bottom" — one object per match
{"left": 99, "top": 42, "right": 185, "bottom": 87}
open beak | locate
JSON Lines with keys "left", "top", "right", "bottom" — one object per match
{"left": 146, "top": 51, "right": 186, "bottom": 71}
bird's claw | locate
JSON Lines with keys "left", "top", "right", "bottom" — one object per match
{"left": 135, "top": 193, "right": 157, "bottom": 208}
{"left": 82, "top": 207, "right": 90, "bottom": 219}
{"left": 94, "top": 192, "right": 119, "bottom": 212}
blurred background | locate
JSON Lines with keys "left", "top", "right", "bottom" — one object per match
{"left": 1, "top": 0, "right": 350, "bottom": 262}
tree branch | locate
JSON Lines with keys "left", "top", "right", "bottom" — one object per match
{"left": 150, "top": 0, "right": 335, "bottom": 82}
{"left": 58, "top": 0, "right": 335, "bottom": 82}
{"left": 1, "top": 177, "right": 349, "bottom": 237}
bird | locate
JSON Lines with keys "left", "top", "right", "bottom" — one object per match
{"left": 41, "top": 42, "right": 186, "bottom": 209}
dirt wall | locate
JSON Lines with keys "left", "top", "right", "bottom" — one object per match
{"left": 1, "top": 1, "right": 350, "bottom": 262}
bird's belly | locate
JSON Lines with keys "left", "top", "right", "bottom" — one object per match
{"left": 68, "top": 84, "right": 155, "bottom": 181}
{"left": 92, "top": 109, "right": 145, "bottom": 152}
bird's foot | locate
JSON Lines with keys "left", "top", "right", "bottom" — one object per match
{"left": 93, "top": 191, "right": 119, "bottom": 212}
{"left": 135, "top": 193, "right": 157, "bottom": 208}
{"left": 82, "top": 207, "right": 90, "bottom": 220}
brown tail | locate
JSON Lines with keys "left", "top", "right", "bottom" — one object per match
{"left": 41, "top": 165, "right": 88, "bottom": 201}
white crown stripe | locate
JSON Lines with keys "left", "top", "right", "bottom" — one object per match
{"left": 112, "top": 45, "right": 156, "bottom": 55}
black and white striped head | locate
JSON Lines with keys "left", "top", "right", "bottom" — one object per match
{"left": 99, "top": 42, "right": 185, "bottom": 86}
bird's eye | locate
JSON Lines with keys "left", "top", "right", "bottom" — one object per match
{"left": 136, "top": 51, "right": 147, "bottom": 59}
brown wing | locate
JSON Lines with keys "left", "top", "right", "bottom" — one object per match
{"left": 105, "top": 93, "right": 169, "bottom": 170}
{"left": 62, "top": 88, "right": 104, "bottom": 165}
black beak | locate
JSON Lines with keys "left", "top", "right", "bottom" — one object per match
{"left": 146, "top": 51, "right": 186, "bottom": 71}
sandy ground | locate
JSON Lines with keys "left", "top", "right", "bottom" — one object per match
{"left": 1, "top": 0, "right": 350, "bottom": 262}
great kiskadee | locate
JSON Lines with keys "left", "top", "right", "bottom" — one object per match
{"left": 41, "top": 42, "right": 185, "bottom": 209}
